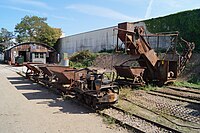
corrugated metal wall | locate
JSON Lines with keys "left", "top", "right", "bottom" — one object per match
{"left": 58, "top": 26, "right": 118, "bottom": 55}
{"left": 57, "top": 22, "right": 171, "bottom": 57}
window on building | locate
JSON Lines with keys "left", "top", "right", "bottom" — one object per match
{"left": 40, "top": 53, "right": 44, "bottom": 58}
{"left": 35, "top": 53, "right": 39, "bottom": 58}
{"left": 34, "top": 53, "right": 44, "bottom": 58}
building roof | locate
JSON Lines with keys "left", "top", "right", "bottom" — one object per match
{"left": 5, "top": 42, "right": 56, "bottom": 52}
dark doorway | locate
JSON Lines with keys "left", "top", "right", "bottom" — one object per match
{"left": 46, "top": 52, "right": 55, "bottom": 63}
{"left": 18, "top": 51, "right": 27, "bottom": 62}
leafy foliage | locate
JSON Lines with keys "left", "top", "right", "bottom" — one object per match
{"left": 0, "top": 28, "right": 13, "bottom": 43}
{"left": 15, "top": 15, "right": 62, "bottom": 46}
{"left": 36, "top": 26, "right": 62, "bottom": 47}
{"left": 69, "top": 50, "right": 97, "bottom": 68}
{"left": 145, "top": 9, "right": 200, "bottom": 52}
{"left": 15, "top": 16, "right": 47, "bottom": 42}
{"left": 188, "top": 74, "right": 200, "bottom": 84}
{"left": 0, "top": 28, "right": 14, "bottom": 52}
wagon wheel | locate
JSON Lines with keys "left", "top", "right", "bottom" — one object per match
{"left": 76, "top": 92, "right": 83, "bottom": 101}
{"left": 83, "top": 93, "right": 91, "bottom": 105}
{"left": 157, "top": 81, "right": 164, "bottom": 87}
{"left": 91, "top": 98, "right": 98, "bottom": 109}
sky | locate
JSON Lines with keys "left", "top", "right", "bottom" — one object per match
{"left": 0, "top": 0, "right": 200, "bottom": 36}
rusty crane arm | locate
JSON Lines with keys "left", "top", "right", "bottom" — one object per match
{"left": 114, "top": 22, "right": 195, "bottom": 86}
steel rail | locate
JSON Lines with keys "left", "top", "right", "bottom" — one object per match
{"left": 110, "top": 105, "right": 182, "bottom": 133}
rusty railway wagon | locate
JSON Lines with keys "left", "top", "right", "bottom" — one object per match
{"left": 24, "top": 63, "right": 119, "bottom": 109}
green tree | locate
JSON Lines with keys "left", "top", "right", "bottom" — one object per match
{"left": 36, "top": 26, "right": 62, "bottom": 46}
{"left": 0, "top": 28, "right": 13, "bottom": 43}
{"left": 0, "top": 28, "right": 13, "bottom": 52}
{"left": 15, "top": 15, "right": 62, "bottom": 46}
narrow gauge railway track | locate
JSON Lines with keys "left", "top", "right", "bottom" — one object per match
{"left": 18, "top": 72, "right": 180, "bottom": 132}
{"left": 153, "top": 88, "right": 200, "bottom": 101}
{"left": 147, "top": 91, "right": 200, "bottom": 105}
{"left": 167, "top": 86, "right": 200, "bottom": 95}
{"left": 16, "top": 70, "right": 198, "bottom": 132}
{"left": 173, "top": 85, "right": 200, "bottom": 91}
{"left": 122, "top": 96, "right": 200, "bottom": 124}
{"left": 100, "top": 106, "right": 181, "bottom": 133}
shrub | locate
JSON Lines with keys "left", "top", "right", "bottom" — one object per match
{"left": 69, "top": 50, "right": 97, "bottom": 68}
{"left": 188, "top": 74, "right": 200, "bottom": 84}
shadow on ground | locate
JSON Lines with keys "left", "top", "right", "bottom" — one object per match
{"left": 185, "top": 104, "right": 200, "bottom": 117}
{"left": 7, "top": 76, "right": 94, "bottom": 114}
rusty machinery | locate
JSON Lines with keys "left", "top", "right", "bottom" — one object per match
{"left": 114, "top": 22, "right": 195, "bottom": 86}
{"left": 73, "top": 69, "right": 119, "bottom": 108}
{"left": 50, "top": 67, "right": 118, "bottom": 108}
{"left": 24, "top": 64, "right": 119, "bottom": 108}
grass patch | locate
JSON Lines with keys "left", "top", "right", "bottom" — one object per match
{"left": 119, "top": 87, "right": 133, "bottom": 99}
{"left": 102, "top": 115, "right": 116, "bottom": 125}
{"left": 173, "top": 81, "right": 200, "bottom": 89}
{"left": 119, "top": 85, "right": 159, "bottom": 100}
{"left": 138, "top": 84, "right": 159, "bottom": 91}
{"left": 175, "top": 73, "right": 200, "bottom": 89}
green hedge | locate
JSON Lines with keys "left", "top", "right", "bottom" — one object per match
{"left": 145, "top": 9, "right": 200, "bottom": 52}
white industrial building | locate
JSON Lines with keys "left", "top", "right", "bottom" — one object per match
{"left": 57, "top": 26, "right": 118, "bottom": 55}
{"left": 57, "top": 22, "right": 171, "bottom": 56}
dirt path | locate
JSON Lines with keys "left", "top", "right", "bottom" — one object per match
{"left": 0, "top": 64, "right": 127, "bottom": 133}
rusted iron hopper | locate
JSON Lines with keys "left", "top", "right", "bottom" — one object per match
{"left": 38, "top": 65, "right": 55, "bottom": 78}
{"left": 37, "top": 64, "right": 59, "bottom": 86}
{"left": 49, "top": 67, "right": 88, "bottom": 93}
{"left": 24, "top": 62, "right": 44, "bottom": 81}
{"left": 38, "top": 65, "right": 67, "bottom": 79}
{"left": 114, "top": 66, "right": 145, "bottom": 86}
{"left": 50, "top": 67, "right": 77, "bottom": 84}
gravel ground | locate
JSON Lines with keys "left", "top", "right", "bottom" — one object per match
{"left": 122, "top": 90, "right": 200, "bottom": 124}
{"left": 155, "top": 88, "right": 200, "bottom": 101}
{"left": 0, "top": 64, "right": 127, "bottom": 133}
{"left": 103, "top": 108, "right": 169, "bottom": 133}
